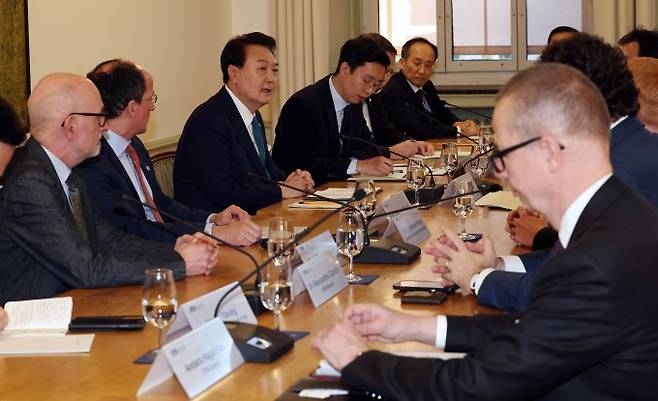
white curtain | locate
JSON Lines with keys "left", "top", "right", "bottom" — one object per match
{"left": 271, "top": 0, "right": 331, "bottom": 132}
{"left": 591, "top": 0, "right": 656, "bottom": 44}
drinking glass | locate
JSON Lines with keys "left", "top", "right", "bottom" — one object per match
{"left": 451, "top": 181, "right": 478, "bottom": 241}
{"left": 405, "top": 156, "right": 427, "bottom": 206}
{"left": 354, "top": 179, "right": 377, "bottom": 221}
{"left": 268, "top": 217, "right": 294, "bottom": 267}
{"left": 259, "top": 258, "right": 293, "bottom": 331}
{"left": 440, "top": 142, "right": 459, "bottom": 182}
{"left": 478, "top": 124, "right": 495, "bottom": 151}
{"left": 142, "top": 268, "right": 177, "bottom": 350}
{"left": 469, "top": 145, "right": 490, "bottom": 180}
{"left": 336, "top": 209, "right": 365, "bottom": 283}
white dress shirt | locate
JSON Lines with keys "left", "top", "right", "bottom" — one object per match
{"left": 328, "top": 76, "right": 358, "bottom": 174}
{"left": 436, "top": 173, "right": 613, "bottom": 348}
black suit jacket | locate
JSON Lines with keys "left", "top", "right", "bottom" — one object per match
{"left": 174, "top": 86, "right": 286, "bottom": 215}
{"left": 365, "top": 93, "right": 408, "bottom": 146}
{"left": 78, "top": 136, "right": 210, "bottom": 244}
{"left": 0, "top": 138, "right": 185, "bottom": 304}
{"left": 380, "top": 71, "right": 459, "bottom": 140}
{"left": 272, "top": 75, "right": 383, "bottom": 185}
{"left": 343, "top": 176, "right": 658, "bottom": 400}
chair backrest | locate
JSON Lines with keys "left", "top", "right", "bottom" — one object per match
{"left": 150, "top": 150, "right": 176, "bottom": 198}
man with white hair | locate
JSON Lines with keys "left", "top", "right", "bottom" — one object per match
{"left": 0, "top": 73, "right": 219, "bottom": 304}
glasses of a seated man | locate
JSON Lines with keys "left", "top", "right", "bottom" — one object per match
{"left": 60, "top": 112, "right": 109, "bottom": 128}
{"left": 490, "top": 136, "right": 565, "bottom": 173}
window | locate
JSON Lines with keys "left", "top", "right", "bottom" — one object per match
{"left": 378, "top": 0, "right": 587, "bottom": 76}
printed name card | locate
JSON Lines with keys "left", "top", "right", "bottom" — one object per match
{"left": 183, "top": 282, "right": 257, "bottom": 329}
{"left": 137, "top": 318, "right": 244, "bottom": 399}
{"left": 297, "top": 254, "right": 348, "bottom": 308}
{"left": 292, "top": 231, "right": 341, "bottom": 297}
{"left": 381, "top": 192, "right": 431, "bottom": 245}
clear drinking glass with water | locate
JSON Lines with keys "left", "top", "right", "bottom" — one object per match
{"left": 268, "top": 217, "right": 294, "bottom": 267}
{"left": 142, "top": 268, "right": 177, "bottom": 350}
{"left": 259, "top": 258, "right": 293, "bottom": 331}
{"left": 336, "top": 209, "right": 365, "bottom": 283}
{"left": 440, "top": 142, "right": 459, "bottom": 182}
{"left": 354, "top": 179, "right": 377, "bottom": 220}
{"left": 406, "top": 156, "right": 427, "bottom": 206}
{"left": 451, "top": 181, "right": 477, "bottom": 241}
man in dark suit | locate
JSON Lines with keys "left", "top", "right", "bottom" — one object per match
{"left": 78, "top": 60, "right": 260, "bottom": 246}
{"left": 463, "top": 34, "right": 658, "bottom": 313}
{"left": 174, "top": 33, "right": 314, "bottom": 215}
{"left": 0, "top": 73, "right": 219, "bottom": 304}
{"left": 312, "top": 63, "right": 658, "bottom": 400}
{"left": 380, "top": 37, "right": 478, "bottom": 140}
{"left": 273, "top": 37, "right": 413, "bottom": 185}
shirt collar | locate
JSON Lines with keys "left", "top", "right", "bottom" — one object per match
{"left": 558, "top": 173, "right": 613, "bottom": 248}
{"left": 406, "top": 79, "right": 422, "bottom": 93}
{"left": 329, "top": 76, "right": 350, "bottom": 113}
{"left": 225, "top": 85, "right": 256, "bottom": 128}
{"left": 610, "top": 115, "right": 628, "bottom": 130}
{"left": 104, "top": 129, "right": 131, "bottom": 156}
{"left": 41, "top": 145, "right": 72, "bottom": 186}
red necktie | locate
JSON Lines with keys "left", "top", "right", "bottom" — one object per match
{"left": 126, "top": 144, "right": 164, "bottom": 223}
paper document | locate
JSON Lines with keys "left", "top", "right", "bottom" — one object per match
{"left": 0, "top": 334, "right": 94, "bottom": 355}
{"left": 289, "top": 201, "right": 341, "bottom": 210}
{"left": 304, "top": 188, "right": 355, "bottom": 201}
{"left": 314, "top": 351, "right": 466, "bottom": 377}
{"left": 4, "top": 297, "right": 72, "bottom": 335}
{"left": 475, "top": 191, "right": 524, "bottom": 210}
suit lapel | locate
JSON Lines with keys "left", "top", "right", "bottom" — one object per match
{"left": 100, "top": 137, "right": 142, "bottom": 203}
{"left": 318, "top": 75, "right": 342, "bottom": 155}
{"left": 569, "top": 176, "right": 627, "bottom": 244}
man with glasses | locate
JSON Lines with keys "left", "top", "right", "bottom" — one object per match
{"left": 0, "top": 73, "right": 219, "bottom": 304}
{"left": 78, "top": 60, "right": 260, "bottom": 246}
{"left": 272, "top": 37, "right": 396, "bottom": 185}
{"left": 312, "top": 62, "right": 658, "bottom": 400}
{"left": 380, "top": 37, "right": 478, "bottom": 140}
{"left": 438, "top": 33, "right": 658, "bottom": 314}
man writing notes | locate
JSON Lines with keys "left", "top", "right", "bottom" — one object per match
{"left": 174, "top": 32, "right": 313, "bottom": 215}
{"left": 313, "top": 63, "right": 658, "bottom": 400}
{"left": 273, "top": 37, "right": 402, "bottom": 185}
{"left": 0, "top": 73, "right": 219, "bottom": 304}
{"left": 78, "top": 60, "right": 259, "bottom": 246}
{"left": 380, "top": 37, "right": 478, "bottom": 139}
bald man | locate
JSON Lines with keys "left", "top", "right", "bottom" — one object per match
{"left": 313, "top": 63, "right": 658, "bottom": 400}
{"left": 0, "top": 73, "right": 219, "bottom": 304}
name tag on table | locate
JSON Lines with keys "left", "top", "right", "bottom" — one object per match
{"left": 381, "top": 192, "right": 431, "bottom": 245}
{"left": 292, "top": 231, "right": 341, "bottom": 297}
{"left": 297, "top": 254, "right": 347, "bottom": 308}
{"left": 138, "top": 318, "right": 244, "bottom": 399}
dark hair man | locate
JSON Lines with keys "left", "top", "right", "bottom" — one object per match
{"left": 619, "top": 27, "right": 658, "bottom": 59}
{"left": 0, "top": 73, "right": 218, "bottom": 304}
{"left": 78, "top": 60, "right": 260, "bottom": 246}
{"left": 547, "top": 25, "right": 579, "bottom": 44}
{"left": 174, "top": 32, "right": 313, "bottom": 215}
{"left": 313, "top": 62, "right": 658, "bottom": 400}
{"left": 380, "top": 37, "right": 478, "bottom": 140}
{"left": 273, "top": 37, "right": 398, "bottom": 184}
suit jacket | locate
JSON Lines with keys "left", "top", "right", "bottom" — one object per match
{"left": 343, "top": 176, "right": 658, "bottom": 400}
{"left": 478, "top": 116, "right": 658, "bottom": 312}
{"left": 271, "top": 75, "right": 383, "bottom": 185}
{"left": 379, "top": 71, "right": 459, "bottom": 140}
{"left": 174, "top": 86, "right": 286, "bottom": 215}
{"left": 365, "top": 93, "right": 408, "bottom": 146}
{"left": 78, "top": 136, "right": 209, "bottom": 244}
{"left": 0, "top": 138, "right": 185, "bottom": 304}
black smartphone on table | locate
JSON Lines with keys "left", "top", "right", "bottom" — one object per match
{"left": 393, "top": 280, "right": 459, "bottom": 293}
{"left": 69, "top": 315, "right": 145, "bottom": 331}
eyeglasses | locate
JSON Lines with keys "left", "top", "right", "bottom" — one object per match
{"left": 490, "top": 136, "right": 565, "bottom": 173}
{"left": 60, "top": 112, "right": 109, "bottom": 128}
{"left": 145, "top": 92, "right": 158, "bottom": 104}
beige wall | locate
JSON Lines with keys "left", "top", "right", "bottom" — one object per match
{"left": 28, "top": 0, "right": 272, "bottom": 151}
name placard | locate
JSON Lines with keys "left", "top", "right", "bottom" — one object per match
{"left": 163, "top": 319, "right": 244, "bottom": 399}
{"left": 297, "top": 254, "right": 347, "bottom": 308}
{"left": 183, "top": 282, "right": 257, "bottom": 329}
{"left": 381, "top": 192, "right": 431, "bottom": 245}
{"left": 293, "top": 231, "right": 341, "bottom": 297}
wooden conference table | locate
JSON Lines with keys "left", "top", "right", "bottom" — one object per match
{"left": 1, "top": 149, "right": 520, "bottom": 401}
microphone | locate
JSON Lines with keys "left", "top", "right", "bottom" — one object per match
{"left": 403, "top": 102, "right": 478, "bottom": 145}
{"left": 441, "top": 100, "right": 492, "bottom": 121}
{"left": 114, "top": 193, "right": 267, "bottom": 315}
{"left": 339, "top": 133, "right": 437, "bottom": 189}
{"left": 354, "top": 186, "right": 493, "bottom": 264}
{"left": 452, "top": 146, "right": 495, "bottom": 179}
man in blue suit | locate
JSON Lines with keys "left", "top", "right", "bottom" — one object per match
{"left": 431, "top": 33, "right": 658, "bottom": 313}
{"left": 78, "top": 60, "right": 260, "bottom": 246}
{"left": 174, "top": 32, "right": 314, "bottom": 215}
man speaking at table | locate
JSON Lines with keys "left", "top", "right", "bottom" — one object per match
{"left": 0, "top": 73, "right": 219, "bottom": 304}
{"left": 312, "top": 63, "right": 658, "bottom": 400}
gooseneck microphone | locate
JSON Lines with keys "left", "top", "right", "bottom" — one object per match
{"left": 212, "top": 187, "right": 367, "bottom": 316}
{"left": 403, "top": 102, "right": 479, "bottom": 145}
{"left": 441, "top": 100, "right": 492, "bottom": 121}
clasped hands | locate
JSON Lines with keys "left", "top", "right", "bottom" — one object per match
{"left": 505, "top": 207, "right": 548, "bottom": 247}
{"left": 279, "top": 169, "right": 315, "bottom": 198}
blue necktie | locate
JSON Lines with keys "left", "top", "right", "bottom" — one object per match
{"left": 251, "top": 116, "right": 271, "bottom": 178}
